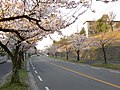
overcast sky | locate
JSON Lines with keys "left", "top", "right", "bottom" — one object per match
{"left": 36, "top": 0, "right": 120, "bottom": 50}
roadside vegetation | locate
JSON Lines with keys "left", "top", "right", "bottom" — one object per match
{"left": 0, "top": 67, "right": 28, "bottom": 90}
{"left": 91, "top": 63, "right": 120, "bottom": 71}
{"left": 47, "top": 13, "right": 120, "bottom": 71}
{"left": 50, "top": 56, "right": 120, "bottom": 71}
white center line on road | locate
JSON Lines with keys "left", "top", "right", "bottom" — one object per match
{"left": 33, "top": 67, "right": 35, "bottom": 69}
{"left": 34, "top": 70, "right": 37, "bottom": 74}
{"left": 45, "top": 87, "right": 50, "bottom": 90}
{"left": 38, "top": 76, "right": 43, "bottom": 81}
{"left": 31, "top": 64, "right": 33, "bottom": 67}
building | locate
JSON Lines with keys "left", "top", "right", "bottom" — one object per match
{"left": 84, "top": 20, "right": 120, "bottom": 37}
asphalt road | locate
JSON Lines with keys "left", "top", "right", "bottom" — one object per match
{"left": 0, "top": 61, "right": 12, "bottom": 84}
{"left": 30, "top": 55, "right": 120, "bottom": 90}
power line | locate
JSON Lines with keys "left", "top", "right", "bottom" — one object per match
{"left": 98, "top": 1, "right": 119, "bottom": 14}
{"left": 94, "top": 0, "right": 120, "bottom": 19}
{"left": 106, "top": 0, "right": 120, "bottom": 11}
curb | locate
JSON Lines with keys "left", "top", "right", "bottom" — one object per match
{"left": 0, "top": 71, "right": 11, "bottom": 86}
{"left": 0, "top": 60, "right": 7, "bottom": 64}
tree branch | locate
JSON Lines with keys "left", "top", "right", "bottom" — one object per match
{"left": 0, "top": 28, "right": 25, "bottom": 41}
{"left": 0, "top": 41, "right": 14, "bottom": 59}
{"left": 36, "top": 22, "right": 52, "bottom": 31}
{"left": 0, "top": 15, "right": 52, "bottom": 31}
{"left": 0, "top": 14, "right": 40, "bottom": 22}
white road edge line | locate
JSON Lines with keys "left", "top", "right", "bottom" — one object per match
{"left": 90, "top": 66, "right": 101, "bottom": 70}
{"left": 38, "top": 76, "right": 43, "bottom": 81}
{"left": 71, "top": 63, "right": 75, "bottom": 65}
{"left": 34, "top": 70, "right": 37, "bottom": 74}
{"left": 45, "top": 87, "right": 50, "bottom": 90}
{"left": 109, "top": 70, "right": 120, "bottom": 74}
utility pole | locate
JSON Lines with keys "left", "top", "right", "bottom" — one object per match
{"left": 76, "top": 25, "right": 79, "bottom": 33}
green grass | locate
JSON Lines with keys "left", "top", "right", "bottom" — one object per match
{"left": 50, "top": 56, "right": 120, "bottom": 71}
{"left": 0, "top": 83, "right": 27, "bottom": 90}
{"left": 50, "top": 56, "right": 86, "bottom": 64}
{"left": 0, "top": 68, "right": 28, "bottom": 90}
{"left": 92, "top": 63, "right": 120, "bottom": 71}
{"left": 19, "top": 68, "right": 27, "bottom": 84}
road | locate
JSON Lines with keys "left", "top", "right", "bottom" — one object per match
{"left": 30, "top": 56, "right": 120, "bottom": 90}
{"left": 0, "top": 61, "right": 12, "bottom": 84}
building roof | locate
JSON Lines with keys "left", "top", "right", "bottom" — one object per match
{"left": 83, "top": 20, "right": 120, "bottom": 24}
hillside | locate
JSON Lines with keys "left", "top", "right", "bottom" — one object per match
{"left": 80, "top": 31, "right": 120, "bottom": 64}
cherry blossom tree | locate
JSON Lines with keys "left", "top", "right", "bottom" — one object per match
{"left": 71, "top": 33, "right": 87, "bottom": 61}
{"left": 46, "top": 42, "right": 59, "bottom": 58}
{"left": 58, "top": 37, "right": 72, "bottom": 60}
{"left": 0, "top": 0, "right": 93, "bottom": 83}
{"left": 91, "top": 31, "right": 119, "bottom": 64}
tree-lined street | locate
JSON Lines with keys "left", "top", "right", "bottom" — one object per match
{"left": 0, "top": 0, "right": 93, "bottom": 84}
{"left": 30, "top": 56, "right": 120, "bottom": 90}
{"left": 0, "top": 0, "right": 120, "bottom": 90}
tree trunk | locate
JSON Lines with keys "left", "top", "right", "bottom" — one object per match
{"left": 0, "top": 41, "right": 21, "bottom": 83}
{"left": 21, "top": 52, "right": 24, "bottom": 61}
{"left": 51, "top": 53, "right": 54, "bottom": 57}
{"left": 61, "top": 52, "right": 63, "bottom": 58}
{"left": 77, "top": 50, "right": 80, "bottom": 61}
{"left": 55, "top": 52, "right": 57, "bottom": 58}
{"left": 11, "top": 58, "right": 20, "bottom": 83}
{"left": 18, "top": 51, "right": 24, "bottom": 69}
{"left": 102, "top": 45, "right": 107, "bottom": 64}
{"left": 110, "top": 24, "right": 113, "bottom": 31}
{"left": 66, "top": 52, "right": 69, "bottom": 60}
{"left": 18, "top": 55, "right": 22, "bottom": 69}
{"left": 11, "top": 44, "right": 21, "bottom": 83}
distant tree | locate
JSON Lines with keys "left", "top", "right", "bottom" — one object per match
{"left": 71, "top": 33, "right": 87, "bottom": 61}
{"left": 108, "top": 11, "right": 116, "bottom": 31}
{"left": 61, "top": 37, "right": 71, "bottom": 60}
{"left": 46, "top": 44, "right": 58, "bottom": 58}
{"left": 94, "top": 13, "right": 116, "bottom": 33}
{"left": 80, "top": 27, "right": 86, "bottom": 35}
{"left": 55, "top": 37, "right": 71, "bottom": 60}
{"left": 114, "top": 22, "right": 120, "bottom": 30}
{"left": 94, "top": 14, "right": 109, "bottom": 34}
{"left": 92, "top": 13, "right": 118, "bottom": 64}
{"left": 92, "top": 32, "right": 119, "bottom": 64}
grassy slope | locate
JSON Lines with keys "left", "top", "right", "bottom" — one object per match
{"left": 92, "top": 63, "right": 120, "bottom": 71}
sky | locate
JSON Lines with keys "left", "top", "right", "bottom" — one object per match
{"left": 36, "top": 0, "right": 120, "bottom": 50}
